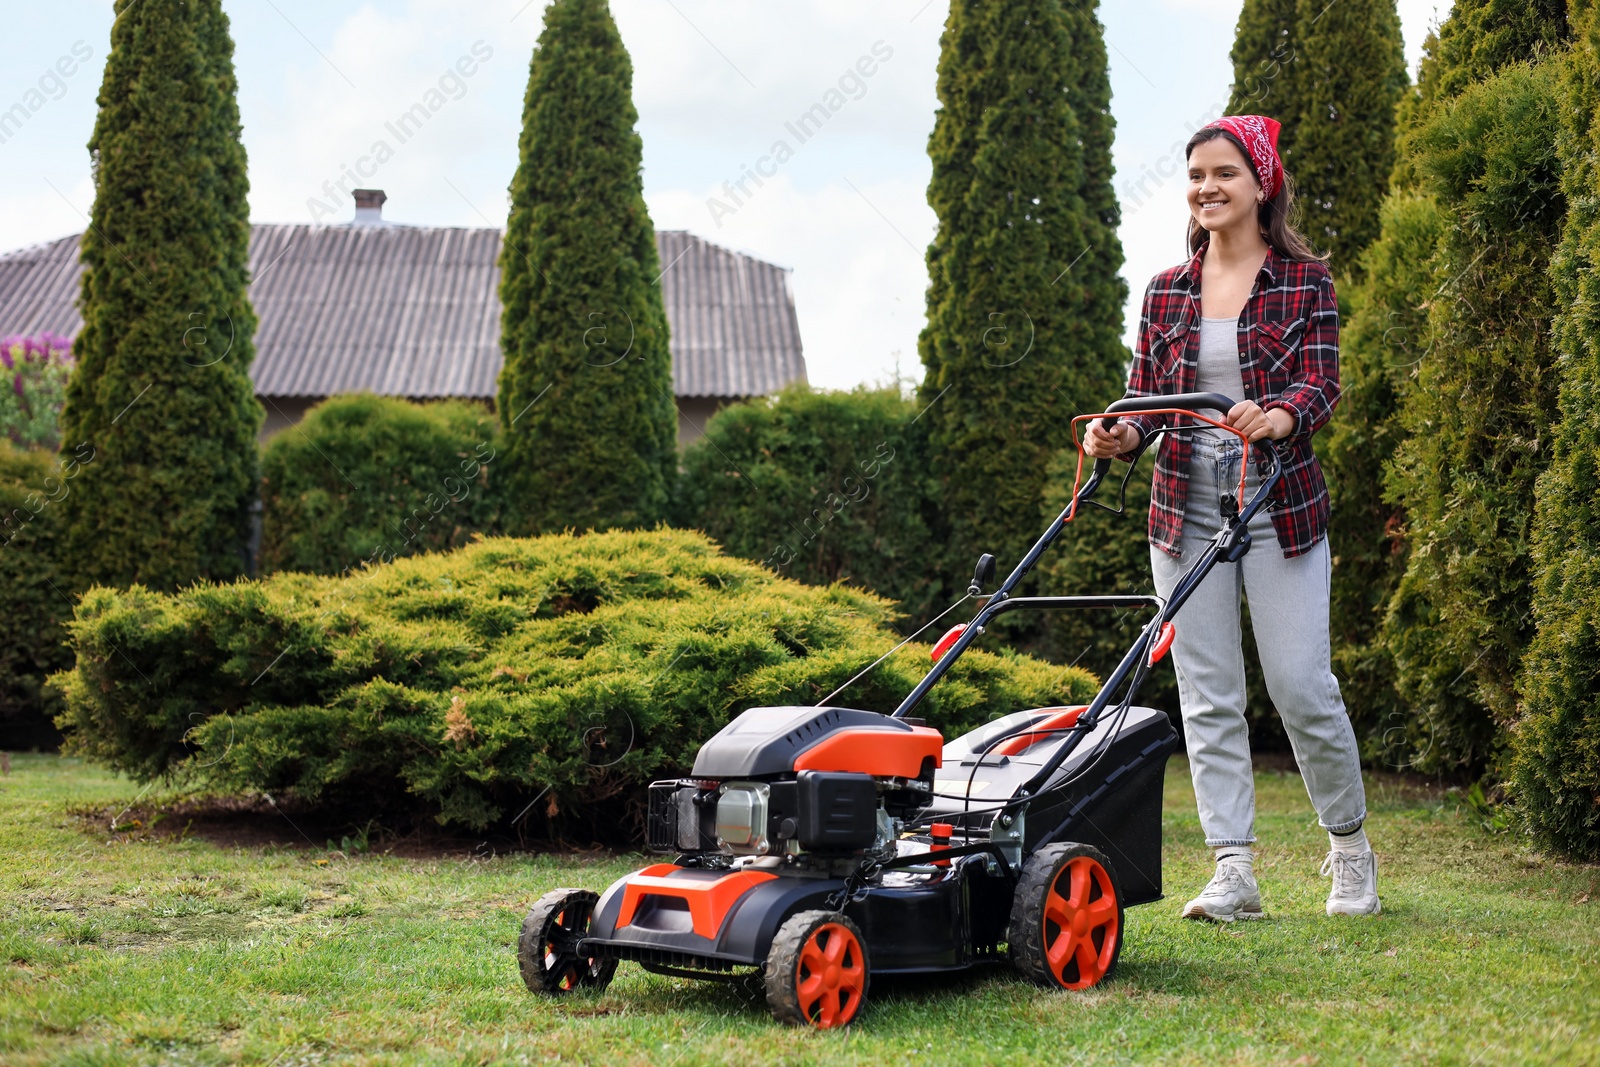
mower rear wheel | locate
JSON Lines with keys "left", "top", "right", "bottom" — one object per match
{"left": 518, "top": 888, "right": 617, "bottom": 995}
{"left": 764, "top": 910, "right": 869, "bottom": 1029}
{"left": 1009, "top": 843, "right": 1123, "bottom": 990}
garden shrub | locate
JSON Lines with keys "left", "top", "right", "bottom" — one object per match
{"left": 259, "top": 394, "right": 504, "bottom": 577}
{"left": 0, "top": 441, "right": 90, "bottom": 748}
{"left": 1511, "top": 1, "right": 1600, "bottom": 861}
{"left": 1381, "top": 57, "right": 1568, "bottom": 774}
{"left": 673, "top": 384, "right": 944, "bottom": 621}
{"left": 53, "top": 529, "right": 1098, "bottom": 837}
{"left": 0, "top": 334, "right": 74, "bottom": 451}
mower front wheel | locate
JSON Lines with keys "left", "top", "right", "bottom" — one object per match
{"left": 1009, "top": 842, "right": 1124, "bottom": 990}
{"left": 764, "top": 910, "right": 870, "bottom": 1029}
{"left": 518, "top": 888, "right": 617, "bottom": 995}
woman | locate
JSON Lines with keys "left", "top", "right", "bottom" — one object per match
{"left": 1083, "top": 115, "right": 1378, "bottom": 921}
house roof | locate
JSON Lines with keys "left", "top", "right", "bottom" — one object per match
{"left": 0, "top": 225, "right": 806, "bottom": 400}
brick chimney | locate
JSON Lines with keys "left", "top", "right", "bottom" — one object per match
{"left": 352, "top": 189, "right": 387, "bottom": 226}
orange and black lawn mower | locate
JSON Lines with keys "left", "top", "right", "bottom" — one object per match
{"left": 517, "top": 393, "right": 1283, "bottom": 1028}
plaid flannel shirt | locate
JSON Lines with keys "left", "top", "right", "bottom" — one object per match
{"left": 1116, "top": 241, "right": 1341, "bottom": 559}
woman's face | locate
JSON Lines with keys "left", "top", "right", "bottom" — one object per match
{"left": 1187, "top": 137, "right": 1261, "bottom": 236}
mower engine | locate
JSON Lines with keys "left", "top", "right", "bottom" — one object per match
{"left": 644, "top": 706, "right": 943, "bottom": 869}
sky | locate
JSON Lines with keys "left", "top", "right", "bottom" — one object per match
{"left": 0, "top": 0, "right": 1451, "bottom": 391}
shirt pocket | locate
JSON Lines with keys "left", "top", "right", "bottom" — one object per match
{"left": 1253, "top": 316, "right": 1308, "bottom": 373}
{"left": 1150, "top": 321, "right": 1191, "bottom": 381}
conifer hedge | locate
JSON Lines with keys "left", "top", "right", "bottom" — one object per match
{"left": 497, "top": 0, "right": 676, "bottom": 535}
{"left": 1382, "top": 57, "right": 1568, "bottom": 772}
{"left": 918, "top": 0, "right": 1126, "bottom": 581}
{"left": 673, "top": 385, "right": 942, "bottom": 621}
{"left": 52, "top": 530, "right": 1097, "bottom": 835}
{"left": 58, "top": 0, "right": 260, "bottom": 592}
{"left": 259, "top": 395, "right": 503, "bottom": 577}
{"left": 1321, "top": 2, "right": 1570, "bottom": 776}
{"left": 1513, "top": 0, "right": 1600, "bottom": 861}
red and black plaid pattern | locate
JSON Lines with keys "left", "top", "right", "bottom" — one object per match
{"left": 1115, "top": 241, "right": 1341, "bottom": 559}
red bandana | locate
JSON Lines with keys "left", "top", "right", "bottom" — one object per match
{"left": 1202, "top": 115, "right": 1284, "bottom": 201}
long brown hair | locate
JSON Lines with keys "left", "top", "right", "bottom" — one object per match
{"left": 1184, "top": 126, "right": 1325, "bottom": 262}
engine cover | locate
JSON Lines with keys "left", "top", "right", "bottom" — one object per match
{"left": 691, "top": 706, "right": 943, "bottom": 780}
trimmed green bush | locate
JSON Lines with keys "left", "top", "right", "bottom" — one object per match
{"left": 53, "top": 529, "right": 1098, "bottom": 835}
{"left": 259, "top": 394, "right": 503, "bottom": 577}
{"left": 1323, "top": 1, "right": 1570, "bottom": 776}
{"left": 918, "top": 0, "right": 1127, "bottom": 579}
{"left": 0, "top": 442, "right": 92, "bottom": 748}
{"left": 1512, "top": 0, "right": 1600, "bottom": 861}
{"left": 58, "top": 0, "right": 260, "bottom": 592}
{"left": 497, "top": 0, "right": 676, "bottom": 535}
{"left": 1381, "top": 57, "right": 1568, "bottom": 774}
{"left": 673, "top": 385, "right": 942, "bottom": 621}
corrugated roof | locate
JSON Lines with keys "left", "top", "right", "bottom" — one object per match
{"left": 0, "top": 225, "right": 805, "bottom": 400}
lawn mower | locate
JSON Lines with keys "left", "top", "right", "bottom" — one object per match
{"left": 517, "top": 393, "right": 1283, "bottom": 1028}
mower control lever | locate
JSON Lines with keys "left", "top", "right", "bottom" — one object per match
{"left": 970, "top": 553, "right": 996, "bottom": 595}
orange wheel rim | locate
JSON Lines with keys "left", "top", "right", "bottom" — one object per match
{"left": 1041, "top": 855, "right": 1118, "bottom": 989}
{"left": 795, "top": 922, "right": 866, "bottom": 1028}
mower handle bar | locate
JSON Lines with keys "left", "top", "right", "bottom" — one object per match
{"left": 1089, "top": 392, "right": 1239, "bottom": 483}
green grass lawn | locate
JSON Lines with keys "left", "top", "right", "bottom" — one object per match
{"left": 1, "top": 753, "right": 1595, "bottom": 1066}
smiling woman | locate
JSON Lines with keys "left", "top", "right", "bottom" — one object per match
{"left": 1082, "top": 113, "right": 1374, "bottom": 926}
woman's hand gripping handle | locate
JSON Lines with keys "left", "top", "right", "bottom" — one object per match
{"left": 1083, "top": 414, "right": 1142, "bottom": 462}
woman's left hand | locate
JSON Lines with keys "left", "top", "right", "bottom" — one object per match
{"left": 1226, "top": 400, "right": 1294, "bottom": 442}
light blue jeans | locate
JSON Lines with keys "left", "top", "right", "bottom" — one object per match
{"left": 1150, "top": 434, "right": 1366, "bottom": 846}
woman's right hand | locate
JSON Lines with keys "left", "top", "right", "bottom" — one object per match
{"left": 1084, "top": 420, "right": 1141, "bottom": 459}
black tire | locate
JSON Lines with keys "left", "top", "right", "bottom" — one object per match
{"left": 517, "top": 888, "right": 617, "bottom": 995}
{"left": 1008, "top": 842, "right": 1124, "bottom": 990}
{"left": 763, "top": 910, "right": 870, "bottom": 1028}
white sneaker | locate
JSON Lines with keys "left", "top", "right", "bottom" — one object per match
{"left": 1322, "top": 849, "right": 1381, "bottom": 916}
{"left": 1180, "top": 861, "right": 1264, "bottom": 922}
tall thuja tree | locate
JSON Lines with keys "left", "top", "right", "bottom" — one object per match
{"left": 1380, "top": 1, "right": 1571, "bottom": 775}
{"left": 1227, "top": 0, "right": 1302, "bottom": 146}
{"left": 1514, "top": 0, "right": 1600, "bottom": 861}
{"left": 59, "top": 0, "right": 260, "bottom": 591}
{"left": 919, "top": 0, "right": 1126, "bottom": 587}
{"left": 497, "top": 0, "right": 674, "bottom": 534}
{"left": 1289, "top": 0, "right": 1407, "bottom": 279}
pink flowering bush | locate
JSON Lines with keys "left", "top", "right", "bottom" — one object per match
{"left": 1, "top": 333, "right": 74, "bottom": 451}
